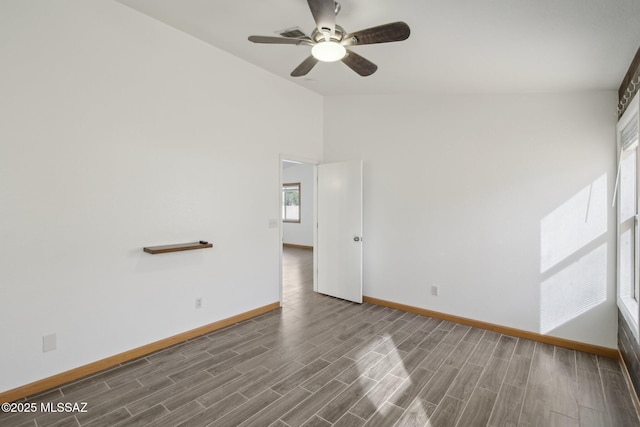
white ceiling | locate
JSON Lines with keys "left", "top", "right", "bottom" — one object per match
{"left": 116, "top": 0, "right": 640, "bottom": 96}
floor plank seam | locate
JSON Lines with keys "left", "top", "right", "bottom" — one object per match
{"left": 5, "top": 247, "right": 640, "bottom": 427}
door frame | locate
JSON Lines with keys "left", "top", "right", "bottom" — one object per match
{"left": 279, "top": 154, "right": 319, "bottom": 306}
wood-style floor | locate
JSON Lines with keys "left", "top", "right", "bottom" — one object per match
{"left": 2, "top": 246, "right": 640, "bottom": 426}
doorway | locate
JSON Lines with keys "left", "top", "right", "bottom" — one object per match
{"left": 279, "top": 158, "right": 364, "bottom": 306}
{"left": 281, "top": 159, "right": 316, "bottom": 305}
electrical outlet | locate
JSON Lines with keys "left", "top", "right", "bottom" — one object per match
{"left": 195, "top": 297, "right": 202, "bottom": 309}
{"left": 43, "top": 333, "right": 57, "bottom": 352}
{"left": 431, "top": 286, "right": 439, "bottom": 296}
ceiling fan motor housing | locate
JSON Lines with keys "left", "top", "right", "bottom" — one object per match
{"left": 311, "top": 25, "right": 346, "bottom": 43}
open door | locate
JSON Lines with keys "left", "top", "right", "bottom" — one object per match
{"left": 317, "top": 160, "right": 363, "bottom": 303}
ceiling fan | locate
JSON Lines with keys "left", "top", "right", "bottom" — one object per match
{"left": 248, "top": 0, "right": 410, "bottom": 77}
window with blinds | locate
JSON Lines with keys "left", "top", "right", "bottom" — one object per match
{"left": 617, "top": 91, "right": 640, "bottom": 343}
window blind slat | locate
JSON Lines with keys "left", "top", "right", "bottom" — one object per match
{"left": 622, "top": 117, "right": 639, "bottom": 151}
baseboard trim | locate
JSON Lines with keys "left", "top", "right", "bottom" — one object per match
{"left": 0, "top": 302, "right": 281, "bottom": 403}
{"left": 283, "top": 243, "right": 313, "bottom": 250}
{"left": 363, "top": 296, "right": 619, "bottom": 359}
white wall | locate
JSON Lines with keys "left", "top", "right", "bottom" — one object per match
{"left": 323, "top": 92, "right": 618, "bottom": 348}
{"left": 282, "top": 163, "right": 314, "bottom": 247}
{"left": 0, "top": 1, "right": 621, "bottom": 395}
{"left": 0, "top": 0, "right": 322, "bottom": 392}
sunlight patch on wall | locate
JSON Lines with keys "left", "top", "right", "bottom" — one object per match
{"left": 539, "top": 174, "right": 609, "bottom": 334}
{"left": 540, "top": 243, "right": 607, "bottom": 334}
{"left": 540, "top": 174, "right": 607, "bottom": 273}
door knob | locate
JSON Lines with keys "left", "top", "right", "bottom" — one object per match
{"left": 354, "top": 236, "right": 361, "bottom": 242}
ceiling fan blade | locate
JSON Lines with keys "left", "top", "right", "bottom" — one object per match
{"left": 341, "top": 50, "right": 377, "bottom": 76}
{"left": 342, "top": 22, "right": 410, "bottom": 46}
{"left": 248, "top": 35, "right": 311, "bottom": 45}
{"left": 291, "top": 56, "right": 319, "bottom": 77}
{"left": 307, "top": 0, "right": 335, "bottom": 35}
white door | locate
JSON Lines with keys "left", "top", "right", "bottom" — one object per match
{"left": 317, "top": 160, "right": 363, "bottom": 303}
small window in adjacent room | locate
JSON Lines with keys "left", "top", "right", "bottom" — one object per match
{"left": 282, "top": 183, "right": 301, "bottom": 223}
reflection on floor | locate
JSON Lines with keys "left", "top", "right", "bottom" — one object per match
{"left": 2, "top": 246, "right": 638, "bottom": 426}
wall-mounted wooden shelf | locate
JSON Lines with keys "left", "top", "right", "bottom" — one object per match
{"left": 143, "top": 241, "right": 212, "bottom": 255}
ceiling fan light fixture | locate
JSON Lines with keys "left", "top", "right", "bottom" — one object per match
{"left": 248, "top": 1, "right": 411, "bottom": 77}
{"left": 311, "top": 41, "right": 346, "bottom": 62}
